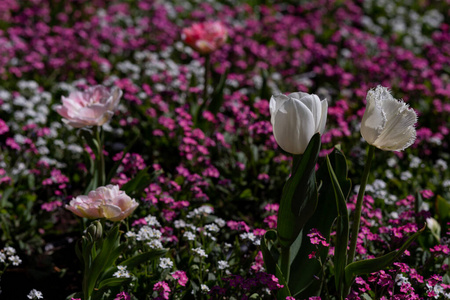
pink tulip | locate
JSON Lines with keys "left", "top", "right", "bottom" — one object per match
{"left": 66, "top": 185, "right": 139, "bottom": 221}
{"left": 55, "top": 85, "right": 122, "bottom": 128}
{"left": 182, "top": 21, "right": 227, "bottom": 55}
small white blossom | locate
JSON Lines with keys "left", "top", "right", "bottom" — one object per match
{"left": 27, "top": 289, "right": 43, "bottom": 299}
{"left": 200, "top": 284, "right": 210, "bottom": 293}
{"left": 174, "top": 219, "right": 186, "bottom": 228}
{"left": 205, "top": 224, "right": 220, "bottom": 233}
{"left": 0, "top": 252, "right": 6, "bottom": 263}
{"left": 4, "top": 246, "right": 16, "bottom": 256}
{"left": 136, "top": 226, "right": 162, "bottom": 241}
{"left": 147, "top": 240, "right": 163, "bottom": 249}
{"left": 192, "top": 247, "right": 208, "bottom": 258}
{"left": 8, "top": 255, "right": 22, "bottom": 266}
{"left": 409, "top": 156, "right": 422, "bottom": 168}
{"left": 159, "top": 258, "right": 173, "bottom": 270}
{"left": 218, "top": 260, "right": 229, "bottom": 270}
{"left": 183, "top": 231, "right": 196, "bottom": 241}
{"left": 145, "top": 215, "right": 161, "bottom": 227}
{"left": 214, "top": 218, "right": 226, "bottom": 227}
{"left": 113, "top": 265, "right": 131, "bottom": 278}
{"left": 400, "top": 171, "right": 412, "bottom": 181}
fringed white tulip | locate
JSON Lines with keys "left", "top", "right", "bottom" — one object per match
{"left": 270, "top": 92, "right": 328, "bottom": 154}
{"left": 361, "top": 86, "right": 417, "bottom": 151}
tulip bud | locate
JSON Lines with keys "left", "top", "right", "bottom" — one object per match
{"left": 360, "top": 86, "right": 417, "bottom": 151}
{"left": 86, "top": 220, "right": 103, "bottom": 242}
{"left": 270, "top": 92, "right": 328, "bottom": 154}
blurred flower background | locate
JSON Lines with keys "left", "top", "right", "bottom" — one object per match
{"left": 0, "top": 0, "right": 449, "bottom": 299}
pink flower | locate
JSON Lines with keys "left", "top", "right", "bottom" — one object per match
{"left": 55, "top": 85, "right": 122, "bottom": 128}
{"left": 153, "top": 281, "right": 171, "bottom": 300}
{"left": 182, "top": 21, "right": 227, "bottom": 55}
{"left": 65, "top": 185, "right": 139, "bottom": 221}
{"left": 171, "top": 270, "right": 188, "bottom": 286}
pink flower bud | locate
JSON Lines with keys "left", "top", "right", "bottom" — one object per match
{"left": 182, "top": 21, "right": 227, "bottom": 55}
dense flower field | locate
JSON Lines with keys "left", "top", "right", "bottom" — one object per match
{"left": 0, "top": 0, "right": 449, "bottom": 299}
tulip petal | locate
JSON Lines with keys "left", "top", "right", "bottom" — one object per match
{"left": 273, "top": 98, "right": 315, "bottom": 154}
{"left": 270, "top": 94, "right": 289, "bottom": 125}
{"left": 361, "top": 89, "right": 386, "bottom": 145}
{"left": 318, "top": 99, "right": 328, "bottom": 134}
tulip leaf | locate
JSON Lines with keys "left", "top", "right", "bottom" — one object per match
{"left": 260, "top": 230, "right": 291, "bottom": 298}
{"left": 436, "top": 195, "right": 450, "bottom": 220}
{"left": 289, "top": 147, "right": 351, "bottom": 297}
{"left": 277, "top": 133, "right": 321, "bottom": 248}
{"left": 344, "top": 224, "right": 426, "bottom": 291}
{"left": 326, "top": 155, "right": 349, "bottom": 296}
{"left": 261, "top": 230, "right": 280, "bottom": 276}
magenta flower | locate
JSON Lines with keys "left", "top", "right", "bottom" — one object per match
{"left": 65, "top": 185, "right": 139, "bottom": 221}
{"left": 182, "top": 21, "right": 227, "bottom": 55}
{"left": 171, "top": 270, "right": 188, "bottom": 286}
{"left": 55, "top": 85, "right": 122, "bottom": 128}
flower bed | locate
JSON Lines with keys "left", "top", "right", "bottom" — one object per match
{"left": 0, "top": 0, "right": 449, "bottom": 299}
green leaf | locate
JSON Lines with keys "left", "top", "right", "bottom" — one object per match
{"left": 289, "top": 147, "right": 351, "bottom": 297}
{"left": 277, "top": 133, "right": 321, "bottom": 248}
{"left": 121, "top": 167, "right": 153, "bottom": 198}
{"left": 261, "top": 230, "right": 279, "bottom": 276}
{"left": 327, "top": 155, "right": 349, "bottom": 295}
{"left": 344, "top": 225, "right": 426, "bottom": 290}
{"left": 436, "top": 195, "right": 450, "bottom": 219}
{"left": 208, "top": 67, "right": 229, "bottom": 114}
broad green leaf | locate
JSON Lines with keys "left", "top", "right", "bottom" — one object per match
{"left": 277, "top": 133, "right": 321, "bottom": 248}
{"left": 97, "top": 277, "right": 131, "bottom": 289}
{"left": 436, "top": 195, "right": 450, "bottom": 219}
{"left": 261, "top": 230, "right": 280, "bottom": 277}
{"left": 344, "top": 225, "right": 426, "bottom": 290}
{"left": 327, "top": 155, "right": 349, "bottom": 296}
{"left": 289, "top": 148, "right": 351, "bottom": 297}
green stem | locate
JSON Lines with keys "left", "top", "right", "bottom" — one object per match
{"left": 94, "top": 126, "right": 105, "bottom": 187}
{"left": 280, "top": 245, "right": 290, "bottom": 285}
{"left": 347, "top": 145, "right": 375, "bottom": 264}
{"left": 203, "top": 54, "right": 210, "bottom": 105}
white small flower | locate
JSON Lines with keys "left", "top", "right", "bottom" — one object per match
{"left": 113, "top": 265, "right": 131, "bottom": 278}
{"left": 192, "top": 247, "right": 208, "bottom": 258}
{"left": 360, "top": 86, "right": 417, "bottom": 151}
{"left": 159, "top": 258, "right": 173, "bottom": 269}
{"left": 204, "top": 224, "right": 220, "bottom": 233}
{"left": 409, "top": 156, "right": 422, "bottom": 168}
{"left": 214, "top": 218, "right": 226, "bottom": 227}
{"left": 174, "top": 219, "right": 186, "bottom": 228}
{"left": 0, "top": 252, "right": 6, "bottom": 263}
{"left": 183, "top": 231, "right": 196, "bottom": 241}
{"left": 27, "top": 289, "right": 43, "bottom": 299}
{"left": 400, "top": 171, "right": 412, "bottom": 181}
{"left": 147, "top": 240, "right": 163, "bottom": 249}
{"left": 136, "top": 226, "right": 162, "bottom": 241}
{"left": 125, "top": 231, "right": 136, "bottom": 238}
{"left": 200, "top": 284, "right": 210, "bottom": 293}
{"left": 8, "top": 255, "right": 22, "bottom": 266}
{"left": 4, "top": 246, "right": 16, "bottom": 256}
{"left": 435, "top": 159, "right": 448, "bottom": 170}
{"left": 145, "top": 215, "right": 161, "bottom": 227}
{"left": 218, "top": 260, "right": 229, "bottom": 270}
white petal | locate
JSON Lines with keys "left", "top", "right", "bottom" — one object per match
{"left": 360, "top": 87, "right": 386, "bottom": 144}
{"left": 296, "top": 94, "right": 322, "bottom": 132}
{"left": 273, "top": 98, "right": 315, "bottom": 154}
{"left": 318, "top": 99, "right": 328, "bottom": 134}
{"left": 270, "top": 94, "right": 289, "bottom": 125}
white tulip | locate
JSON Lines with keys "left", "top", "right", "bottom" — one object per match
{"left": 270, "top": 92, "right": 328, "bottom": 154}
{"left": 361, "top": 86, "right": 417, "bottom": 151}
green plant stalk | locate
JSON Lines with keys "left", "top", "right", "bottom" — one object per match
{"left": 280, "top": 245, "right": 290, "bottom": 285}
{"left": 347, "top": 145, "right": 375, "bottom": 264}
{"left": 202, "top": 54, "right": 210, "bottom": 105}
{"left": 94, "top": 126, "right": 105, "bottom": 187}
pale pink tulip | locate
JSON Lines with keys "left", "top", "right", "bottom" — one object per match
{"left": 66, "top": 185, "right": 138, "bottom": 221}
{"left": 55, "top": 85, "right": 122, "bottom": 128}
{"left": 182, "top": 21, "right": 227, "bottom": 55}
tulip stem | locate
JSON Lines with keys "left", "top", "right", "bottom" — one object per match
{"left": 94, "top": 126, "right": 105, "bottom": 188}
{"left": 280, "top": 245, "right": 290, "bottom": 285}
{"left": 203, "top": 54, "right": 211, "bottom": 106}
{"left": 348, "top": 145, "right": 375, "bottom": 264}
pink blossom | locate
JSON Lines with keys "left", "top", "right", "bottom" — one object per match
{"left": 65, "top": 185, "right": 138, "bottom": 221}
{"left": 171, "top": 270, "right": 188, "bottom": 286}
{"left": 153, "top": 281, "right": 171, "bottom": 300}
{"left": 55, "top": 85, "right": 122, "bottom": 128}
{"left": 182, "top": 21, "right": 227, "bottom": 55}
